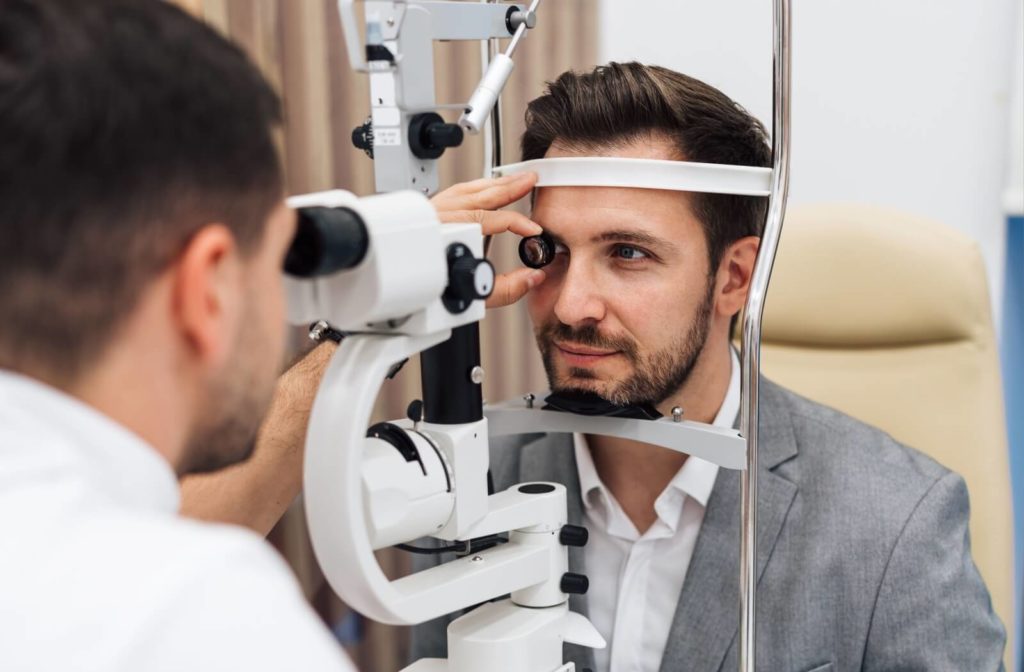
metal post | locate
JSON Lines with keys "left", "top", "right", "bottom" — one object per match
{"left": 485, "top": 35, "right": 504, "bottom": 172}
{"left": 481, "top": 2, "right": 503, "bottom": 257}
{"left": 738, "top": 0, "right": 791, "bottom": 670}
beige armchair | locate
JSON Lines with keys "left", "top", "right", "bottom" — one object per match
{"left": 758, "top": 203, "right": 1014, "bottom": 669}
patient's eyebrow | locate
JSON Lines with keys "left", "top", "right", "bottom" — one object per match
{"left": 593, "top": 229, "right": 677, "bottom": 253}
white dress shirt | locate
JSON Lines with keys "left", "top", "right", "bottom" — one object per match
{"left": 574, "top": 349, "right": 740, "bottom": 672}
{"left": 0, "top": 371, "right": 356, "bottom": 672}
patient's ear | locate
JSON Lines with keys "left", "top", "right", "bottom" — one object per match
{"left": 715, "top": 236, "right": 760, "bottom": 319}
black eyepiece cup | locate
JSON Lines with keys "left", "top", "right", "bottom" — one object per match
{"left": 285, "top": 206, "right": 370, "bottom": 278}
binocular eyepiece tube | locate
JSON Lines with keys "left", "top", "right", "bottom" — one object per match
{"left": 284, "top": 206, "right": 370, "bottom": 278}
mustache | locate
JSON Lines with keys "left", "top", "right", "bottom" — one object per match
{"left": 537, "top": 322, "right": 639, "bottom": 361}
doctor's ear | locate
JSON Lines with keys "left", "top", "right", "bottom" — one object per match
{"left": 172, "top": 223, "right": 245, "bottom": 368}
{"left": 715, "top": 236, "right": 761, "bottom": 319}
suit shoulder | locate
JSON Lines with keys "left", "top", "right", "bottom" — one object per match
{"left": 487, "top": 432, "right": 545, "bottom": 489}
{"left": 762, "top": 379, "right": 952, "bottom": 498}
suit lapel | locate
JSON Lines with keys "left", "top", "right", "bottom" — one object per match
{"left": 659, "top": 380, "right": 799, "bottom": 672}
{"left": 517, "top": 433, "right": 595, "bottom": 671}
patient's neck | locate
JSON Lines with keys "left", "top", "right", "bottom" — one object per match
{"left": 586, "top": 339, "right": 731, "bottom": 535}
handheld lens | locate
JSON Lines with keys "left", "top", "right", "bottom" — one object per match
{"left": 518, "top": 232, "right": 555, "bottom": 269}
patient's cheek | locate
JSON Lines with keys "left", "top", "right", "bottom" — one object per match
{"left": 526, "top": 283, "right": 556, "bottom": 321}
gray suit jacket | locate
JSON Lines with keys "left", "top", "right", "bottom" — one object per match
{"left": 409, "top": 379, "right": 1005, "bottom": 671}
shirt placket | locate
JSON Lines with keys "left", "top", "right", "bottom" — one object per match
{"left": 610, "top": 536, "right": 653, "bottom": 672}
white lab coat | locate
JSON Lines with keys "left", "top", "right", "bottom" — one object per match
{"left": 0, "top": 371, "right": 356, "bottom": 672}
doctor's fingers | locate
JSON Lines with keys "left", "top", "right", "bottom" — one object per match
{"left": 437, "top": 208, "right": 541, "bottom": 239}
{"left": 432, "top": 172, "right": 537, "bottom": 211}
{"left": 486, "top": 266, "right": 546, "bottom": 309}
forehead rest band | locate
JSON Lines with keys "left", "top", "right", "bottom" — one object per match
{"left": 493, "top": 157, "right": 772, "bottom": 196}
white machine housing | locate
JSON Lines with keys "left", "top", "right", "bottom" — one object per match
{"left": 285, "top": 189, "right": 484, "bottom": 335}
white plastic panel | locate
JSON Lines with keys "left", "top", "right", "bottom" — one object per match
{"left": 485, "top": 393, "right": 747, "bottom": 470}
{"left": 493, "top": 157, "right": 772, "bottom": 196}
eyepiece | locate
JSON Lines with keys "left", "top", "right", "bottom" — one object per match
{"left": 518, "top": 232, "right": 555, "bottom": 269}
{"left": 285, "top": 206, "right": 369, "bottom": 278}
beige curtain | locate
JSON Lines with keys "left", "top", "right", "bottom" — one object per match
{"left": 174, "top": 1, "right": 597, "bottom": 668}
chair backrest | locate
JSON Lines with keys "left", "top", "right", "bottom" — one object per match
{"left": 757, "top": 203, "right": 1014, "bottom": 668}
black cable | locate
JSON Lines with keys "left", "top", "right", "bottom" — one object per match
{"left": 394, "top": 542, "right": 465, "bottom": 555}
{"left": 395, "top": 534, "right": 508, "bottom": 556}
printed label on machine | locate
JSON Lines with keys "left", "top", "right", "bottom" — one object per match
{"left": 375, "top": 127, "right": 402, "bottom": 147}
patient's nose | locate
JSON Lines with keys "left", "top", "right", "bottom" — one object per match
{"left": 552, "top": 260, "right": 606, "bottom": 326}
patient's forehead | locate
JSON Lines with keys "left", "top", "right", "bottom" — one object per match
{"left": 533, "top": 139, "right": 701, "bottom": 242}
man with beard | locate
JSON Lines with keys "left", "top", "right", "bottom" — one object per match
{"left": 0, "top": 1, "right": 542, "bottom": 670}
{"left": 410, "top": 63, "right": 1006, "bottom": 670}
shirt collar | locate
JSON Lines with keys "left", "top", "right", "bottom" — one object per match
{"left": 575, "top": 347, "right": 739, "bottom": 514}
{"left": 713, "top": 346, "right": 741, "bottom": 431}
{"left": 0, "top": 370, "right": 180, "bottom": 513}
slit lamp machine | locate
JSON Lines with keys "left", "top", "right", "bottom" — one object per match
{"left": 282, "top": 2, "right": 791, "bottom": 670}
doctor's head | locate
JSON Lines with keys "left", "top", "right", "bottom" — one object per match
{"left": 0, "top": 0, "right": 292, "bottom": 474}
{"left": 521, "top": 63, "right": 770, "bottom": 412}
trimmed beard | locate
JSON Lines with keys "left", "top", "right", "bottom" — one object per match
{"left": 536, "top": 275, "right": 716, "bottom": 407}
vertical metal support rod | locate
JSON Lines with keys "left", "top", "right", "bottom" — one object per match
{"left": 481, "top": 1, "right": 504, "bottom": 256}
{"left": 485, "top": 36, "right": 504, "bottom": 173}
{"left": 480, "top": 0, "right": 504, "bottom": 176}
{"left": 738, "top": 0, "right": 791, "bottom": 670}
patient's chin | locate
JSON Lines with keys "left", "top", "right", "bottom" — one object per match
{"left": 544, "top": 356, "right": 635, "bottom": 400}
{"left": 566, "top": 366, "right": 599, "bottom": 380}
{"left": 552, "top": 370, "right": 613, "bottom": 397}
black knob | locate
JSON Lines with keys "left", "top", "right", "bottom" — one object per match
{"left": 409, "top": 112, "right": 464, "bottom": 159}
{"left": 451, "top": 255, "right": 495, "bottom": 301}
{"left": 560, "top": 572, "right": 589, "bottom": 595}
{"left": 559, "top": 524, "right": 589, "bottom": 548}
{"left": 442, "top": 243, "right": 495, "bottom": 314}
{"left": 426, "top": 122, "right": 464, "bottom": 150}
{"left": 406, "top": 399, "right": 424, "bottom": 423}
{"left": 352, "top": 118, "right": 374, "bottom": 158}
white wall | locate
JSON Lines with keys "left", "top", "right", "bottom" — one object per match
{"left": 1008, "top": 2, "right": 1024, "bottom": 219}
{"left": 598, "top": 0, "right": 1021, "bottom": 321}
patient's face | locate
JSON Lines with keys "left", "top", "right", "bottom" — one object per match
{"left": 527, "top": 140, "right": 716, "bottom": 407}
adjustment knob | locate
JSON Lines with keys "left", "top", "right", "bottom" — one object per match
{"left": 426, "top": 122, "right": 464, "bottom": 150}
{"left": 451, "top": 255, "right": 495, "bottom": 301}
{"left": 559, "top": 524, "right": 589, "bottom": 548}
{"left": 442, "top": 243, "right": 494, "bottom": 314}
{"left": 409, "top": 112, "right": 464, "bottom": 160}
{"left": 351, "top": 118, "right": 374, "bottom": 158}
{"left": 560, "top": 572, "right": 589, "bottom": 596}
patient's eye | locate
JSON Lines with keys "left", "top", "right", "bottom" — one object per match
{"left": 613, "top": 245, "right": 649, "bottom": 262}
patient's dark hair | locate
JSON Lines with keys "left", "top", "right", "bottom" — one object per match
{"left": 522, "top": 62, "right": 771, "bottom": 274}
{"left": 0, "top": 0, "right": 283, "bottom": 385}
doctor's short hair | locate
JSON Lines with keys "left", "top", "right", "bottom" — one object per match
{"left": 521, "top": 62, "right": 771, "bottom": 272}
{"left": 0, "top": 0, "right": 282, "bottom": 384}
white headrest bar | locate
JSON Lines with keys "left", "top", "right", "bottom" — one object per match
{"left": 493, "top": 157, "right": 772, "bottom": 196}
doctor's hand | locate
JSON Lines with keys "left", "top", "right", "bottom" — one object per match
{"left": 431, "top": 172, "right": 547, "bottom": 308}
